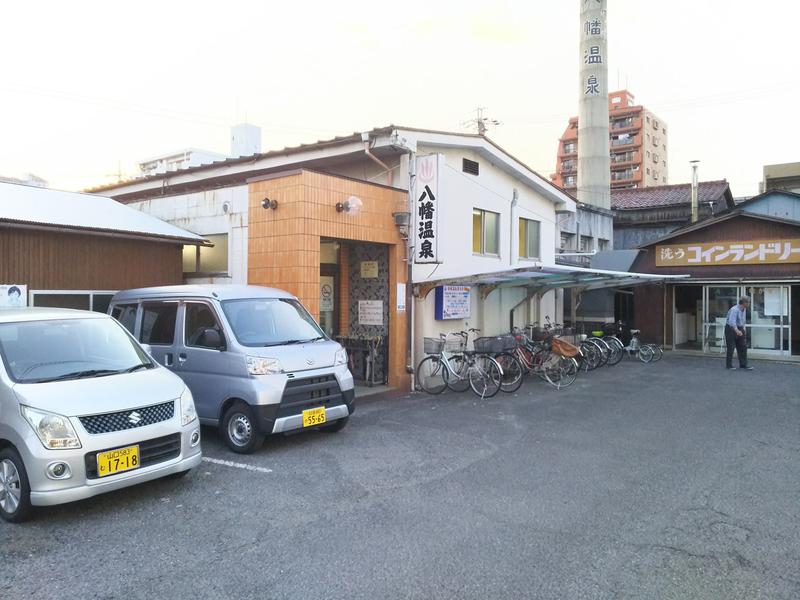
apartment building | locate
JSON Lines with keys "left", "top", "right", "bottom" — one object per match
{"left": 551, "top": 90, "right": 669, "bottom": 192}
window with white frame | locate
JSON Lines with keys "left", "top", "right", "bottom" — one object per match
{"left": 472, "top": 209, "right": 500, "bottom": 255}
{"left": 518, "top": 218, "right": 541, "bottom": 259}
{"left": 183, "top": 234, "right": 229, "bottom": 275}
{"left": 30, "top": 290, "right": 116, "bottom": 313}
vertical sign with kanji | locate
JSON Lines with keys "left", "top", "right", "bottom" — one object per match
{"left": 414, "top": 154, "right": 441, "bottom": 264}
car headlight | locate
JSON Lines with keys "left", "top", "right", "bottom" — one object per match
{"left": 21, "top": 406, "right": 81, "bottom": 449}
{"left": 334, "top": 347, "right": 348, "bottom": 366}
{"left": 179, "top": 387, "right": 197, "bottom": 426}
{"left": 246, "top": 355, "right": 283, "bottom": 375}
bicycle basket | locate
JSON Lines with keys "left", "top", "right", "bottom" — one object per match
{"left": 530, "top": 327, "right": 550, "bottom": 341}
{"left": 444, "top": 338, "right": 466, "bottom": 352}
{"left": 423, "top": 337, "right": 445, "bottom": 354}
{"left": 551, "top": 337, "right": 580, "bottom": 358}
{"left": 473, "top": 334, "right": 517, "bottom": 353}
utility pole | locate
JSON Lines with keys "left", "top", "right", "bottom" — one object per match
{"left": 463, "top": 107, "right": 500, "bottom": 136}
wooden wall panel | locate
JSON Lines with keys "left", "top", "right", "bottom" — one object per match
{"left": 248, "top": 170, "right": 410, "bottom": 389}
{"left": 0, "top": 229, "right": 183, "bottom": 290}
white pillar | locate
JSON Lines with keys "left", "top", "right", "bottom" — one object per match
{"left": 578, "top": 0, "right": 610, "bottom": 210}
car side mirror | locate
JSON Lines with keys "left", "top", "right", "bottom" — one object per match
{"left": 202, "top": 328, "right": 225, "bottom": 350}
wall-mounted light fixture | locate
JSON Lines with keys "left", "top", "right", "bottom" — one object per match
{"left": 335, "top": 196, "right": 363, "bottom": 214}
{"left": 392, "top": 211, "right": 411, "bottom": 240}
{"left": 261, "top": 197, "right": 278, "bottom": 210}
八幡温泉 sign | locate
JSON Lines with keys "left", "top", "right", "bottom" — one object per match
{"left": 655, "top": 239, "right": 800, "bottom": 267}
{"left": 414, "top": 154, "right": 442, "bottom": 264}
{"left": 434, "top": 285, "right": 470, "bottom": 320}
{"left": 0, "top": 284, "right": 27, "bottom": 308}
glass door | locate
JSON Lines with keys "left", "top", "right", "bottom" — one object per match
{"left": 703, "top": 286, "right": 739, "bottom": 354}
{"left": 745, "top": 285, "right": 790, "bottom": 356}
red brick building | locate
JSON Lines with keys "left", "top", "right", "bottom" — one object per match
{"left": 551, "top": 90, "right": 669, "bottom": 193}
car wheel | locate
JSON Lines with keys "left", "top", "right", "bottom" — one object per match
{"left": 320, "top": 416, "right": 349, "bottom": 433}
{"left": 0, "top": 448, "right": 33, "bottom": 523}
{"left": 221, "top": 402, "right": 265, "bottom": 454}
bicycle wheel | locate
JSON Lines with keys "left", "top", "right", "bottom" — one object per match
{"left": 637, "top": 345, "right": 655, "bottom": 363}
{"left": 579, "top": 342, "right": 600, "bottom": 371}
{"left": 647, "top": 344, "right": 664, "bottom": 361}
{"left": 587, "top": 338, "right": 610, "bottom": 367}
{"left": 557, "top": 356, "right": 579, "bottom": 388}
{"left": 416, "top": 356, "right": 447, "bottom": 394}
{"left": 603, "top": 336, "right": 624, "bottom": 366}
{"left": 444, "top": 354, "right": 471, "bottom": 392}
{"left": 468, "top": 355, "right": 502, "bottom": 398}
{"left": 495, "top": 352, "right": 523, "bottom": 393}
{"left": 542, "top": 353, "right": 564, "bottom": 388}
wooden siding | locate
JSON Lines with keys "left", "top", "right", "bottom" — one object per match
{"left": 0, "top": 228, "right": 183, "bottom": 290}
{"left": 248, "top": 171, "right": 410, "bottom": 389}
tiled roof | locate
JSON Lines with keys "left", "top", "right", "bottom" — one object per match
{"left": 612, "top": 180, "right": 731, "bottom": 210}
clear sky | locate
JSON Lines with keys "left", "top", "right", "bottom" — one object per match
{"left": 2, "top": 0, "right": 798, "bottom": 197}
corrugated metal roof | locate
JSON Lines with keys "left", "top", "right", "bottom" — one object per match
{"left": 0, "top": 182, "right": 205, "bottom": 243}
{"left": 612, "top": 180, "right": 731, "bottom": 210}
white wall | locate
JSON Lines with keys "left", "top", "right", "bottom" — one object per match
{"left": 128, "top": 185, "right": 248, "bottom": 284}
{"left": 411, "top": 146, "right": 558, "bottom": 284}
{"left": 408, "top": 147, "right": 566, "bottom": 359}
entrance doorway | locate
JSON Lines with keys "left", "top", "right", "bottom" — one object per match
{"left": 673, "top": 283, "right": 794, "bottom": 357}
{"left": 673, "top": 285, "right": 702, "bottom": 350}
{"left": 793, "top": 286, "right": 800, "bottom": 356}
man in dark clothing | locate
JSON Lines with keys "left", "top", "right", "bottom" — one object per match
{"left": 725, "top": 297, "right": 753, "bottom": 370}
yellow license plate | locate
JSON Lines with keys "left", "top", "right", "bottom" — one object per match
{"left": 96, "top": 445, "right": 140, "bottom": 478}
{"left": 302, "top": 407, "right": 326, "bottom": 427}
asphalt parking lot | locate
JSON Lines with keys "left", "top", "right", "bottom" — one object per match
{"left": 3, "top": 354, "right": 800, "bottom": 600}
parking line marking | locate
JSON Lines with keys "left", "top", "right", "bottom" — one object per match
{"left": 202, "top": 457, "right": 273, "bottom": 473}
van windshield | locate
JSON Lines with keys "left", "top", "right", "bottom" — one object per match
{"left": 221, "top": 298, "right": 325, "bottom": 347}
{"left": 0, "top": 318, "right": 153, "bottom": 384}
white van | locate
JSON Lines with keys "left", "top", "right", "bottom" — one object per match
{"left": 108, "top": 285, "right": 355, "bottom": 454}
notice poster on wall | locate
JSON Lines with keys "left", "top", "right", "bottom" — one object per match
{"left": 763, "top": 287, "right": 787, "bottom": 316}
{"left": 0, "top": 284, "right": 27, "bottom": 308}
{"left": 360, "top": 261, "right": 379, "bottom": 279}
{"left": 396, "top": 283, "right": 406, "bottom": 312}
{"left": 434, "top": 285, "right": 470, "bottom": 320}
{"left": 358, "top": 300, "right": 384, "bottom": 326}
{"left": 320, "top": 277, "right": 334, "bottom": 312}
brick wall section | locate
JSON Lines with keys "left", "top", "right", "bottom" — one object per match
{"left": 248, "top": 170, "right": 410, "bottom": 389}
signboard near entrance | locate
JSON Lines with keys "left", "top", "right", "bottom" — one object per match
{"left": 360, "top": 261, "right": 379, "bottom": 278}
{"left": 358, "top": 300, "right": 383, "bottom": 326}
{"left": 656, "top": 239, "right": 800, "bottom": 267}
{"left": 414, "top": 154, "right": 441, "bottom": 264}
{"left": 434, "top": 285, "right": 471, "bottom": 320}
{"left": 0, "top": 284, "right": 27, "bottom": 308}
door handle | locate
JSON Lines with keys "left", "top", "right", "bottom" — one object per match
{"left": 164, "top": 353, "right": 174, "bottom": 367}
{"left": 178, "top": 353, "right": 188, "bottom": 365}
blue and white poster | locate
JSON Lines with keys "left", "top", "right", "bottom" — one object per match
{"left": 435, "top": 286, "right": 470, "bottom": 320}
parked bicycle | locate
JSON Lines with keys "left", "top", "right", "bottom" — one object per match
{"left": 416, "top": 329, "right": 504, "bottom": 398}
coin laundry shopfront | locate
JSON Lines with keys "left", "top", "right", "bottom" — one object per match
{"left": 631, "top": 192, "right": 800, "bottom": 359}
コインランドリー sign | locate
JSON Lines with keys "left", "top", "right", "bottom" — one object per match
{"left": 655, "top": 240, "right": 800, "bottom": 267}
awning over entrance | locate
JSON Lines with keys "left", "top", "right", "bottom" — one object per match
{"left": 414, "top": 263, "right": 688, "bottom": 298}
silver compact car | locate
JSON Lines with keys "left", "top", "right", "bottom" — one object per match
{"left": 108, "top": 285, "right": 355, "bottom": 454}
{"left": 0, "top": 308, "right": 202, "bottom": 523}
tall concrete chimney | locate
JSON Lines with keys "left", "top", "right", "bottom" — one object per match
{"left": 577, "top": 0, "right": 610, "bottom": 210}
{"left": 690, "top": 160, "right": 700, "bottom": 223}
